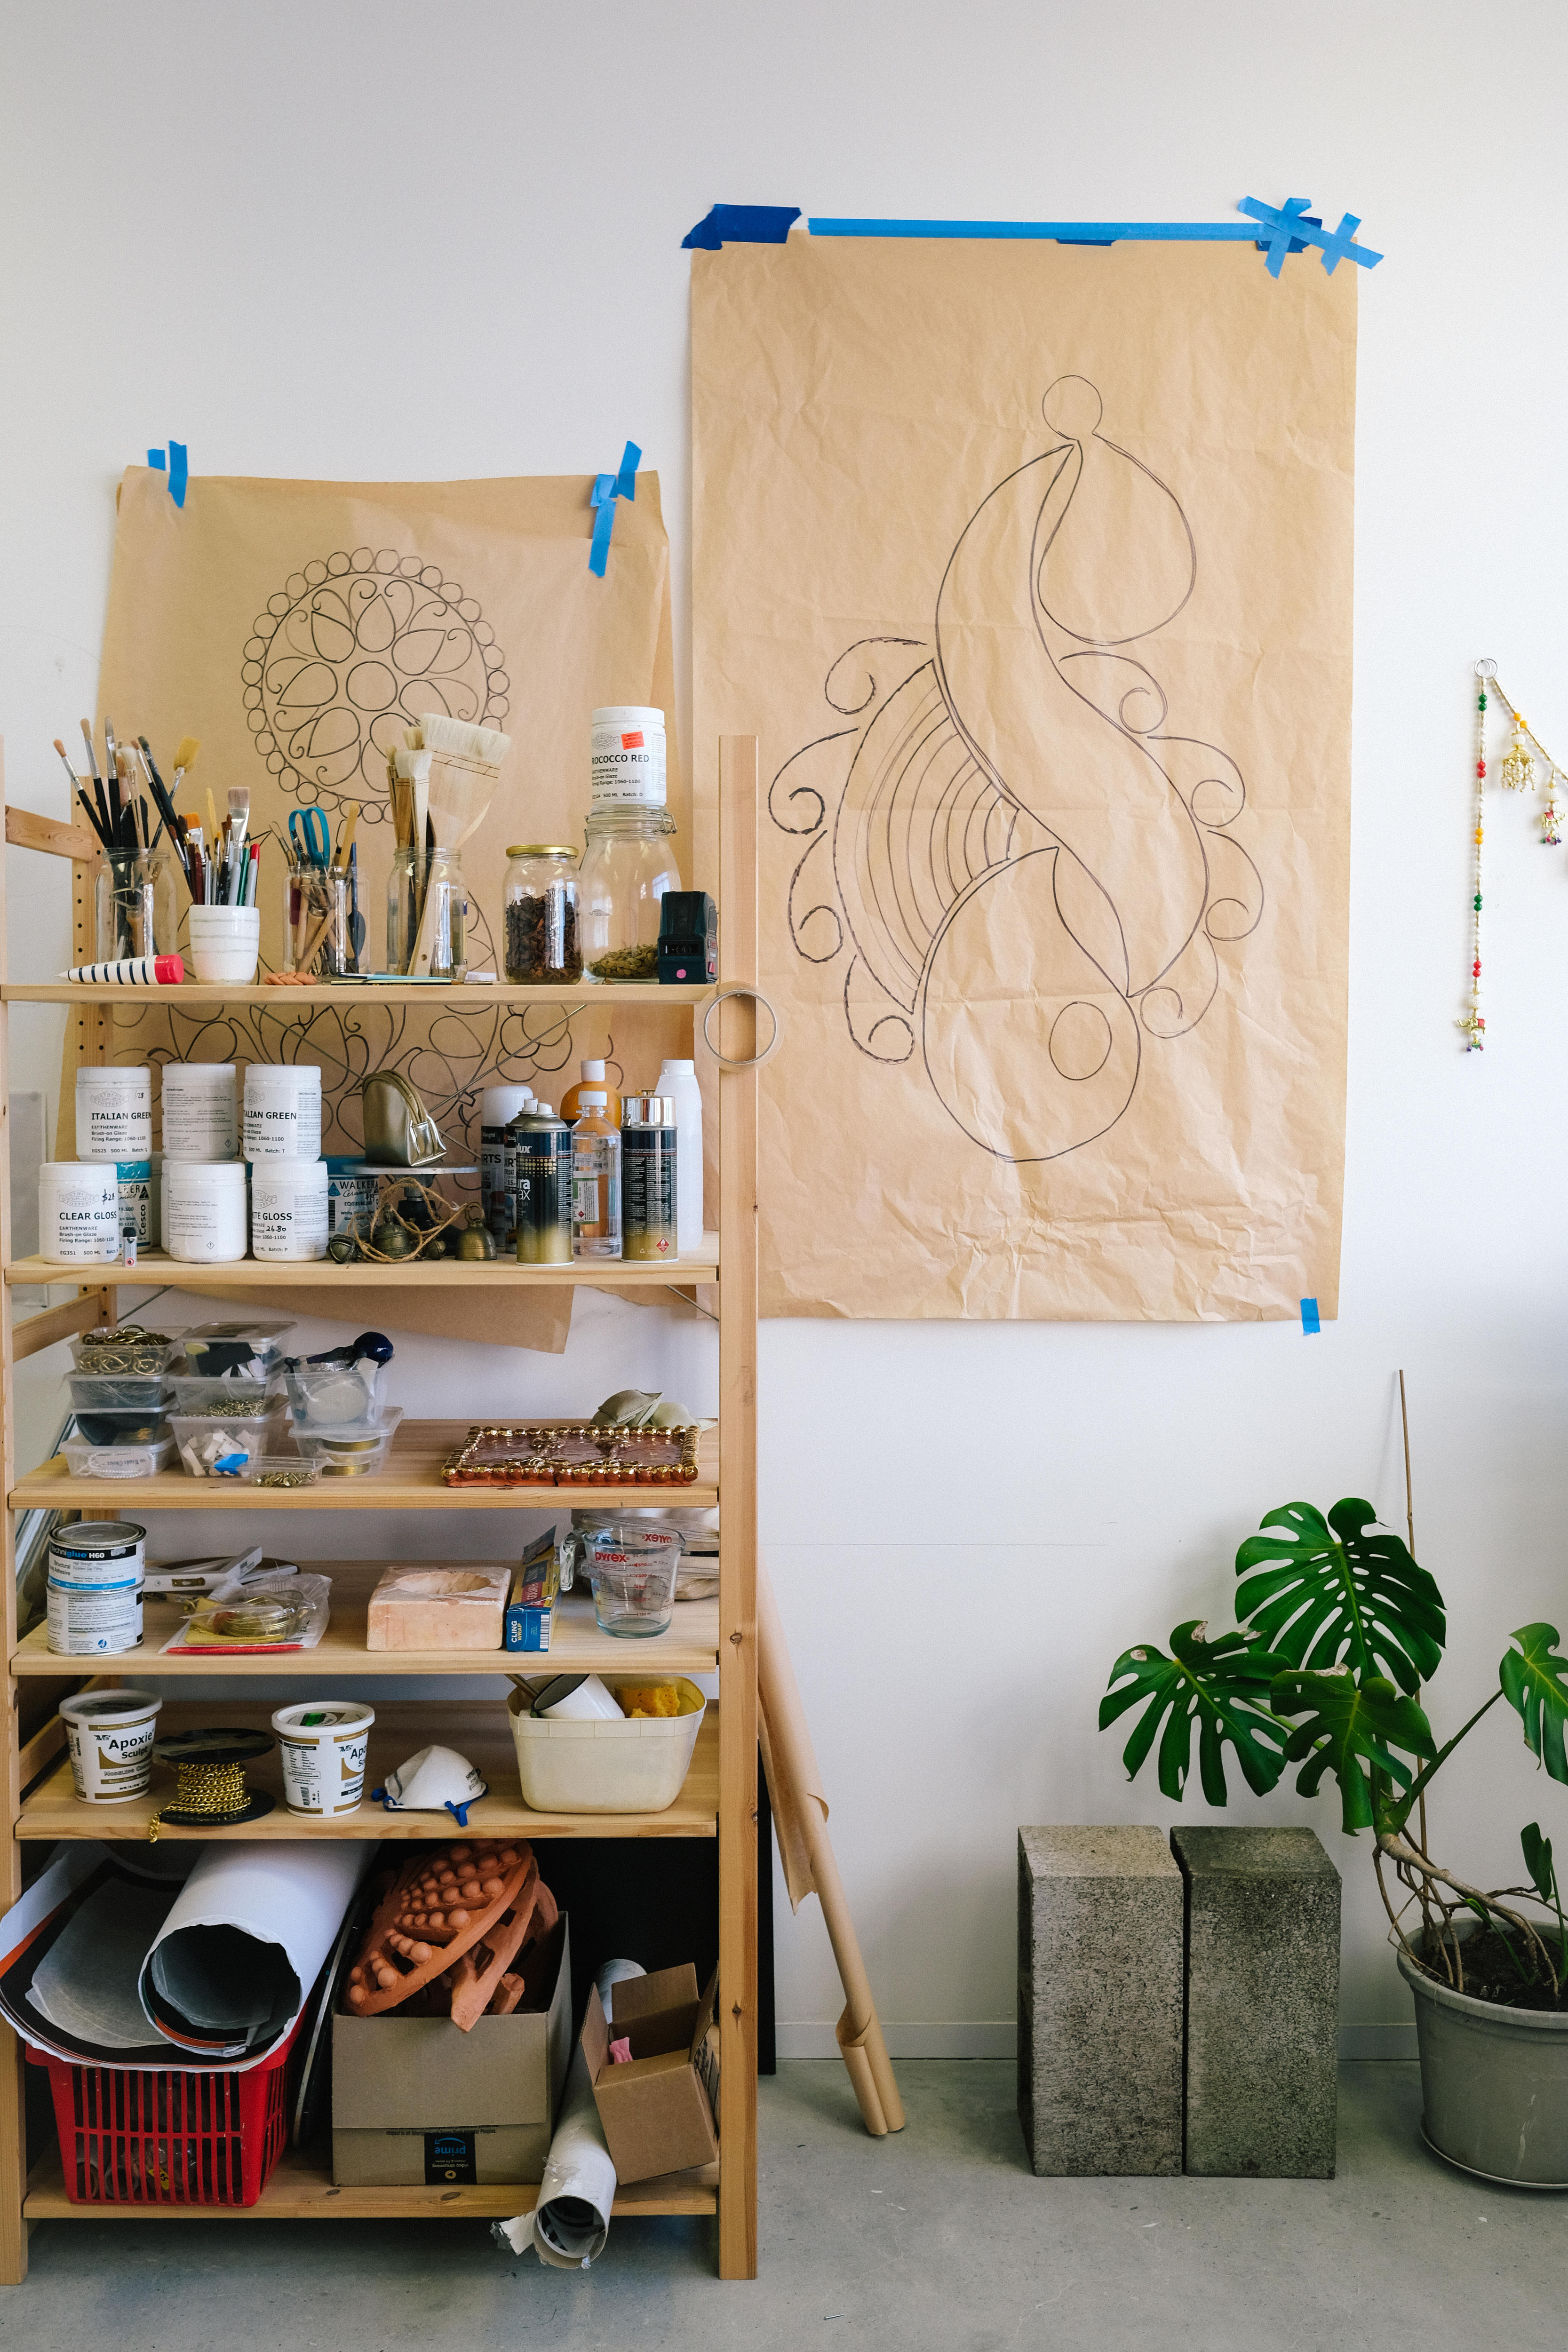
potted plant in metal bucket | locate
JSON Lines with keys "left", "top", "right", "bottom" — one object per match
{"left": 1102, "top": 1498, "right": 1568, "bottom": 2185}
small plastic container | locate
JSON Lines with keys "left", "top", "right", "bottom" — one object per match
{"left": 165, "top": 1160, "right": 248, "bottom": 1263}
{"left": 62, "top": 1434, "right": 176, "bottom": 1480}
{"left": 67, "top": 1374, "right": 171, "bottom": 1414}
{"left": 72, "top": 1400, "right": 171, "bottom": 1446}
{"left": 170, "top": 1406, "right": 291, "bottom": 1480}
{"left": 506, "top": 1675, "right": 705, "bottom": 1814}
{"left": 291, "top": 1405, "right": 403, "bottom": 1478}
{"left": 187, "top": 904, "right": 260, "bottom": 985}
{"left": 233, "top": 1455, "right": 323, "bottom": 1490}
{"left": 70, "top": 1328, "right": 176, "bottom": 1376}
{"left": 166, "top": 1373, "right": 277, "bottom": 1412}
{"left": 243, "top": 1064, "right": 323, "bottom": 1162}
{"left": 285, "top": 1357, "right": 388, "bottom": 1427}
{"left": 176, "top": 1320, "right": 295, "bottom": 1380}
{"left": 39, "top": 1162, "right": 122, "bottom": 1263}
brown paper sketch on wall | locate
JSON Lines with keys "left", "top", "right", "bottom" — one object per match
{"left": 693, "top": 238, "right": 1355, "bottom": 1323}
{"left": 84, "top": 469, "right": 691, "bottom": 1352}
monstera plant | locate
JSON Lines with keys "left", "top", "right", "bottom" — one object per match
{"left": 1102, "top": 1499, "right": 1568, "bottom": 2008}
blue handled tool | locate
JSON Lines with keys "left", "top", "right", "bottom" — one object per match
{"left": 289, "top": 808, "right": 331, "bottom": 869}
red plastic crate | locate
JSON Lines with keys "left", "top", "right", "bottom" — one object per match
{"left": 30, "top": 2016, "right": 302, "bottom": 2207}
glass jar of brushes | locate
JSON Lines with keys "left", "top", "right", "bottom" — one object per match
{"left": 96, "top": 848, "right": 176, "bottom": 964}
{"left": 387, "top": 847, "right": 467, "bottom": 980}
{"left": 286, "top": 862, "right": 350, "bottom": 978}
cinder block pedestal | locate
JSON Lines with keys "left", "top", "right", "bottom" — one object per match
{"left": 1017, "top": 1826, "right": 1183, "bottom": 2177}
{"left": 1171, "top": 1825, "right": 1341, "bottom": 2178}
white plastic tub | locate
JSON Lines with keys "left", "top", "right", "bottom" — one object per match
{"left": 507, "top": 1675, "right": 705, "bottom": 1814}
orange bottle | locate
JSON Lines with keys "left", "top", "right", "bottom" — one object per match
{"left": 559, "top": 1057, "right": 622, "bottom": 1126}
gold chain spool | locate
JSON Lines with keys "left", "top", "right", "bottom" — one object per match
{"left": 148, "top": 1729, "right": 276, "bottom": 1842}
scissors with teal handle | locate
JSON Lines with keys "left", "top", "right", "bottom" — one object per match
{"left": 289, "top": 808, "right": 331, "bottom": 870}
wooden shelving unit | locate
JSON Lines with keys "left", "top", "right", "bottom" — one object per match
{"left": 0, "top": 739, "right": 764, "bottom": 2279}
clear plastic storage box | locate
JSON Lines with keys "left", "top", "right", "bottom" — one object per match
{"left": 290, "top": 1406, "right": 403, "bottom": 1479}
{"left": 170, "top": 1406, "right": 292, "bottom": 1479}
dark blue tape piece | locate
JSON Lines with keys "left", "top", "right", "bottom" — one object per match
{"left": 1300, "top": 1297, "right": 1321, "bottom": 1336}
{"left": 807, "top": 218, "right": 1259, "bottom": 241}
{"left": 683, "top": 204, "right": 801, "bottom": 250}
{"left": 1237, "top": 197, "right": 1382, "bottom": 274}
{"left": 147, "top": 448, "right": 166, "bottom": 471}
{"left": 167, "top": 440, "right": 188, "bottom": 508}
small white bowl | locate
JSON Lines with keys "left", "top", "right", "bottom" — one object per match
{"left": 187, "top": 905, "right": 260, "bottom": 985}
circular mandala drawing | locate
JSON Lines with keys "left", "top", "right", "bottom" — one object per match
{"left": 241, "top": 547, "right": 510, "bottom": 817}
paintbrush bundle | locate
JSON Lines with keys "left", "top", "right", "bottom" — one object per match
{"left": 398, "top": 717, "right": 512, "bottom": 977}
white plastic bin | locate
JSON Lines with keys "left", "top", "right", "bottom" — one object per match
{"left": 507, "top": 1676, "right": 705, "bottom": 1814}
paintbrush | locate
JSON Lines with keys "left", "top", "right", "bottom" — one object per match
{"left": 52, "top": 739, "right": 103, "bottom": 848}
{"left": 226, "top": 786, "right": 250, "bottom": 905}
{"left": 103, "top": 719, "right": 122, "bottom": 831}
{"left": 406, "top": 715, "right": 511, "bottom": 976}
{"left": 80, "top": 719, "right": 111, "bottom": 843}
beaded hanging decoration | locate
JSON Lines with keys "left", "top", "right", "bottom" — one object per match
{"left": 1462, "top": 662, "right": 1568, "bottom": 1052}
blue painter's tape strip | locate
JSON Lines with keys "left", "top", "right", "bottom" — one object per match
{"left": 683, "top": 204, "right": 801, "bottom": 250}
{"left": 588, "top": 442, "right": 644, "bottom": 575}
{"left": 167, "top": 440, "right": 188, "bottom": 508}
{"left": 807, "top": 217, "right": 1258, "bottom": 242}
{"left": 1237, "top": 197, "right": 1382, "bottom": 273}
{"left": 1301, "top": 1297, "right": 1321, "bottom": 1336}
{"left": 147, "top": 448, "right": 166, "bottom": 471}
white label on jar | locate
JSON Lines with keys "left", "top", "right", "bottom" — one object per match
{"left": 251, "top": 1176, "right": 329, "bottom": 1259}
{"left": 49, "top": 1577, "right": 143, "bottom": 1656}
{"left": 163, "top": 1081, "right": 239, "bottom": 1160}
{"left": 42, "top": 1170, "right": 121, "bottom": 1261}
{"left": 591, "top": 715, "right": 666, "bottom": 807}
{"left": 278, "top": 1726, "right": 372, "bottom": 1814}
{"left": 327, "top": 1172, "right": 378, "bottom": 1237}
{"left": 244, "top": 1095, "right": 323, "bottom": 1160}
{"left": 118, "top": 1170, "right": 154, "bottom": 1246}
{"left": 78, "top": 1078, "right": 153, "bottom": 1161}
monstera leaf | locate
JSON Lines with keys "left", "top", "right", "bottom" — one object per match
{"left": 1521, "top": 1821, "right": 1558, "bottom": 1908}
{"left": 1234, "top": 1499, "right": 1446, "bottom": 1695}
{"left": 1270, "top": 1665, "right": 1436, "bottom": 1834}
{"left": 1100, "top": 1621, "right": 1291, "bottom": 1806}
{"left": 1500, "top": 1623, "right": 1568, "bottom": 1784}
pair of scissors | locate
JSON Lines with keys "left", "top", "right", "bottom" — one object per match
{"left": 289, "top": 808, "right": 331, "bottom": 870}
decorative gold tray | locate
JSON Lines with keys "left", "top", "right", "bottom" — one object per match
{"left": 441, "top": 1422, "right": 701, "bottom": 1488}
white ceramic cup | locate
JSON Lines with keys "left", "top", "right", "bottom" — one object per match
{"left": 188, "top": 905, "right": 260, "bottom": 985}
{"left": 271, "top": 1700, "right": 375, "bottom": 1815}
{"left": 60, "top": 1688, "right": 162, "bottom": 1802}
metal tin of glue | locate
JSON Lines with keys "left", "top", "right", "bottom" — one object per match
{"left": 47, "top": 1520, "right": 146, "bottom": 1656}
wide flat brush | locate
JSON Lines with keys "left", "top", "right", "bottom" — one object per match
{"left": 406, "top": 715, "right": 511, "bottom": 976}
{"left": 226, "top": 786, "right": 250, "bottom": 904}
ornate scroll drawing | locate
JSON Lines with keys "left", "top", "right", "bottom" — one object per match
{"left": 693, "top": 237, "right": 1354, "bottom": 1322}
{"left": 775, "top": 376, "right": 1263, "bottom": 1165}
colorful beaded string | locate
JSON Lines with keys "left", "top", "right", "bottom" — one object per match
{"left": 1461, "top": 661, "right": 1492, "bottom": 1052}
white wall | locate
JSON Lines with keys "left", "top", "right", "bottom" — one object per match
{"left": 5, "top": 0, "right": 1567, "bottom": 2058}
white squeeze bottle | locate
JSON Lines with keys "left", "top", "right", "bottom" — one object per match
{"left": 658, "top": 1057, "right": 704, "bottom": 1257}
{"left": 570, "top": 1091, "right": 621, "bottom": 1260}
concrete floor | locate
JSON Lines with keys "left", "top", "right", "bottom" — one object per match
{"left": 2, "top": 2062, "right": 1563, "bottom": 2350}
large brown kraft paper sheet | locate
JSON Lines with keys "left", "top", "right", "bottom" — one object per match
{"left": 85, "top": 469, "right": 693, "bottom": 1353}
{"left": 692, "top": 238, "right": 1354, "bottom": 1323}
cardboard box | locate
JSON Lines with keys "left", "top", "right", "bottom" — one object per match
{"left": 332, "top": 1916, "right": 571, "bottom": 2185}
{"left": 504, "top": 1531, "right": 560, "bottom": 1653}
{"left": 581, "top": 1961, "right": 720, "bottom": 2183}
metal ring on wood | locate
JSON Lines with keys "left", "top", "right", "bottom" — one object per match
{"left": 701, "top": 984, "right": 782, "bottom": 1070}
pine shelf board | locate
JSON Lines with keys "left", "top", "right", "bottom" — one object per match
{"left": 16, "top": 1698, "right": 718, "bottom": 1841}
{"left": 23, "top": 2145, "right": 719, "bottom": 2221}
{"left": 11, "top": 1569, "right": 719, "bottom": 1678}
{"left": 8, "top": 1418, "right": 718, "bottom": 1513}
{"left": 3, "top": 1240, "right": 720, "bottom": 1290}
{"left": 1, "top": 983, "right": 716, "bottom": 1009}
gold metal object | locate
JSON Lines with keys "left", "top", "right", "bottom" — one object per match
{"left": 442, "top": 1420, "right": 701, "bottom": 1488}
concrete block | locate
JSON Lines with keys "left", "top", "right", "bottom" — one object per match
{"left": 1017, "top": 1825, "right": 1183, "bottom": 2176}
{"left": 1172, "top": 1824, "right": 1341, "bottom": 2178}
